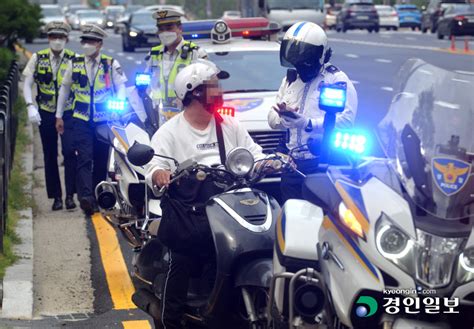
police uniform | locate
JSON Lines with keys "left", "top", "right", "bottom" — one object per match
{"left": 22, "top": 21, "right": 77, "bottom": 210}
{"left": 145, "top": 9, "right": 207, "bottom": 125}
{"left": 56, "top": 24, "right": 127, "bottom": 215}
{"left": 268, "top": 63, "right": 358, "bottom": 201}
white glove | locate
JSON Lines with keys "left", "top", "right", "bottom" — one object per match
{"left": 27, "top": 105, "right": 41, "bottom": 125}
{"left": 280, "top": 112, "right": 309, "bottom": 129}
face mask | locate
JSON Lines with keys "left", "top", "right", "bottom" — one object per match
{"left": 159, "top": 31, "right": 178, "bottom": 46}
{"left": 49, "top": 39, "right": 66, "bottom": 52}
{"left": 82, "top": 43, "right": 98, "bottom": 57}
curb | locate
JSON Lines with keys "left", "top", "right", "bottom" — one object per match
{"left": 1, "top": 120, "right": 35, "bottom": 319}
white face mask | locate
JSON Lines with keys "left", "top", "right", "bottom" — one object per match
{"left": 82, "top": 43, "right": 98, "bottom": 57}
{"left": 159, "top": 31, "right": 178, "bottom": 46}
{"left": 49, "top": 39, "right": 66, "bottom": 52}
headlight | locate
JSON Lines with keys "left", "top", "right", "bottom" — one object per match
{"left": 215, "top": 21, "right": 228, "bottom": 33}
{"left": 376, "top": 225, "right": 413, "bottom": 258}
{"left": 225, "top": 147, "right": 254, "bottom": 177}
{"left": 129, "top": 31, "right": 138, "bottom": 37}
{"left": 415, "top": 229, "right": 463, "bottom": 288}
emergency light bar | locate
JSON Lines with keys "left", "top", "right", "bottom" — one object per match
{"left": 135, "top": 73, "right": 151, "bottom": 87}
{"left": 182, "top": 18, "right": 281, "bottom": 42}
{"left": 332, "top": 130, "right": 370, "bottom": 155}
{"left": 107, "top": 99, "right": 127, "bottom": 112}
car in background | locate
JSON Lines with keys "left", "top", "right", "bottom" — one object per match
{"left": 325, "top": 4, "right": 343, "bottom": 29}
{"left": 76, "top": 10, "right": 105, "bottom": 29}
{"left": 421, "top": 0, "right": 468, "bottom": 33}
{"left": 375, "top": 5, "right": 399, "bottom": 30}
{"left": 395, "top": 4, "right": 422, "bottom": 30}
{"left": 336, "top": 2, "right": 380, "bottom": 33}
{"left": 222, "top": 10, "right": 242, "bottom": 19}
{"left": 39, "top": 4, "right": 66, "bottom": 38}
{"left": 65, "top": 4, "right": 90, "bottom": 30}
{"left": 121, "top": 9, "right": 158, "bottom": 52}
{"left": 114, "top": 5, "right": 144, "bottom": 33}
{"left": 437, "top": 3, "right": 474, "bottom": 39}
{"left": 104, "top": 5, "right": 125, "bottom": 29}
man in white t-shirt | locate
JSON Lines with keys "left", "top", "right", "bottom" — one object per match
{"left": 145, "top": 60, "right": 268, "bottom": 329}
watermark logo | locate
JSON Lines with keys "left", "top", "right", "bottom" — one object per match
{"left": 355, "top": 296, "right": 378, "bottom": 317}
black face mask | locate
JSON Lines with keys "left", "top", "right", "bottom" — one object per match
{"left": 296, "top": 63, "right": 322, "bottom": 83}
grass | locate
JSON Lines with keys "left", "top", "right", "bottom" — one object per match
{"left": 0, "top": 97, "right": 31, "bottom": 279}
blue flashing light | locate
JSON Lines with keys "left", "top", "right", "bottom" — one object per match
{"left": 135, "top": 73, "right": 151, "bottom": 87}
{"left": 320, "top": 86, "right": 347, "bottom": 110}
{"left": 332, "top": 130, "right": 369, "bottom": 155}
{"left": 107, "top": 99, "right": 127, "bottom": 112}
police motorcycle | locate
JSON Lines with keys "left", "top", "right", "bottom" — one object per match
{"left": 125, "top": 141, "right": 299, "bottom": 329}
{"left": 269, "top": 58, "right": 474, "bottom": 329}
{"left": 94, "top": 73, "right": 161, "bottom": 250}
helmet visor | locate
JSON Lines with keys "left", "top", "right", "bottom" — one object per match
{"left": 280, "top": 39, "right": 324, "bottom": 68}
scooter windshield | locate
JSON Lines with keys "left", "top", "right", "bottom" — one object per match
{"left": 377, "top": 59, "right": 474, "bottom": 220}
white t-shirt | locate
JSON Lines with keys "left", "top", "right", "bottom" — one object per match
{"left": 145, "top": 112, "right": 264, "bottom": 186}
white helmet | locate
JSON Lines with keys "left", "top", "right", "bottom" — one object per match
{"left": 174, "top": 59, "right": 229, "bottom": 101}
{"left": 280, "top": 22, "right": 331, "bottom": 80}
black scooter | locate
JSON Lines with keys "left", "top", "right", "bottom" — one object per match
{"left": 127, "top": 145, "right": 291, "bottom": 329}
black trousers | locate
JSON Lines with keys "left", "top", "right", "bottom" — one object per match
{"left": 72, "top": 119, "right": 109, "bottom": 203}
{"left": 281, "top": 158, "right": 320, "bottom": 203}
{"left": 159, "top": 226, "right": 215, "bottom": 329}
{"left": 38, "top": 110, "right": 76, "bottom": 198}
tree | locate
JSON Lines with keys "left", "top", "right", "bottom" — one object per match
{"left": 0, "top": 0, "right": 42, "bottom": 45}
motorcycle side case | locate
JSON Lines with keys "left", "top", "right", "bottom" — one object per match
{"left": 273, "top": 199, "right": 324, "bottom": 315}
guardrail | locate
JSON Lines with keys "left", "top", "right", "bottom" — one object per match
{"left": 0, "top": 60, "right": 20, "bottom": 252}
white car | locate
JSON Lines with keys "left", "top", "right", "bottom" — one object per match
{"left": 375, "top": 5, "right": 400, "bottom": 30}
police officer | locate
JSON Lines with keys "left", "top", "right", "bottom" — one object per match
{"left": 56, "top": 24, "right": 127, "bottom": 216}
{"left": 268, "top": 22, "right": 358, "bottom": 202}
{"left": 145, "top": 9, "right": 207, "bottom": 125}
{"left": 23, "top": 21, "right": 77, "bottom": 211}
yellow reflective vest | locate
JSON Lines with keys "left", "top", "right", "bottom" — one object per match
{"left": 34, "top": 48, "right": 75, "bottom": 113}
{"left": 70, "top": 54, "right": 115, "bottom": 123}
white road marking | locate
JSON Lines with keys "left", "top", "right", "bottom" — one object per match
{"left": 451, "top": 78, "right": 471, "bottom": 84}
{"left": 419, "top": 69, "right": 433, "bottom": 75}
{"left": 117, "top": 52, "right": 124, "bottom": 57}
{"left": 455, "top": 70, "right": 474, "bottom": 75}
{"left": 381, "top": 86, "right": 393, "bottom": 92}
{"left": 351, "top": 80, "right": 360, "bottom": 84}
{"left": 375, "top": 58, "right": 392, "bottom": 63}
{"left": 434, "top": 101, "right": 460, "bottom": 110}
{"left": 345, "top": 53, "right": 359, "bottom": 59}
{"left": 126, "top": 56, "right": 134, "bottom": 60}
{"left": 135, "top": 61, "right": 142, "bottom": 65}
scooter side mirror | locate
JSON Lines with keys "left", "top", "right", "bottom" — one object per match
{"left": 127, "top": 143, "right": 155, "bottom": 166}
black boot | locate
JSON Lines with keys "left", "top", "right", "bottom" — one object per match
{"left": 52, "top": 197, "right": 63, "bottom": 211}
{"left": 65, "top": 195, "right": 76, "bottom": 210}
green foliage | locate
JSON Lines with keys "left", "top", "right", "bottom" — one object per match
{"left": 0, "top": 48, "right": 16, "bottom": 83}
{"left": 0, "top": 0, "right": 42, "bottom": 43}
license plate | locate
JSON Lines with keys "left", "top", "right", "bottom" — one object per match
{"left": 357, "top": 16, "right": 369, "bottom": 20}
{"left": 148, "top": 37, "right": 160, "bottom": 44}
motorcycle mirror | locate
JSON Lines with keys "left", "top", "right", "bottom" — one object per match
{"left": 127, "top": 142, "right": 155, "bottom": 166}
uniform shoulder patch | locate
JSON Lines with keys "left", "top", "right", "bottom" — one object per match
{"left": 325, "top": 65, "right": 340, "bottom": 74}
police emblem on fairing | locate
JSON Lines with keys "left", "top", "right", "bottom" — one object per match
{"left": 432, "top": 158, "right": 471, "bottom": 196}
{"left": 240, "top": 198, "right": 260, "bottom": 206}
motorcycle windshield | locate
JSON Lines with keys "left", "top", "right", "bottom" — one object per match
{"left": 377, "top": 59, "right": 474, "bottom": 220}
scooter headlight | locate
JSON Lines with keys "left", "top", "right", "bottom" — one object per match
{"left": 225, "top": 147, "right": 254, "bottom": 177}
{"left": 377, "top": 225, "right": 412, "bottom": 258}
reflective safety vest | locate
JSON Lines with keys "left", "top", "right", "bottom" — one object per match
{"left": 34, "top": 48, "right": 75, "bottom": 113}
{"left": 149, "top": 41, "right": 198, "bottom": 123}
{"left": 70, "top": 54, "right": 115, "bottom": 123}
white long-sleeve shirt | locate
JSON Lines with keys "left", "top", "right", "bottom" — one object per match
{"left": 268, "top": 63, "right": 358, "bottom": 156}
{"left": 56, "top": 53, "right": 128, "bottom": 118}
{"left": 145, "top": 112, "right": 264, "bottom": 187}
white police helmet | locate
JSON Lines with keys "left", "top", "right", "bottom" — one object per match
{"left": 280, "top": 22, "right": 331, "bottom": 77}
{"left": 174, "top": 59, "right": 229, "bottom": 101}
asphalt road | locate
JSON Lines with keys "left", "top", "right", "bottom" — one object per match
{"left": 4, "top": 27, "right": 472, "bottom": 328}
